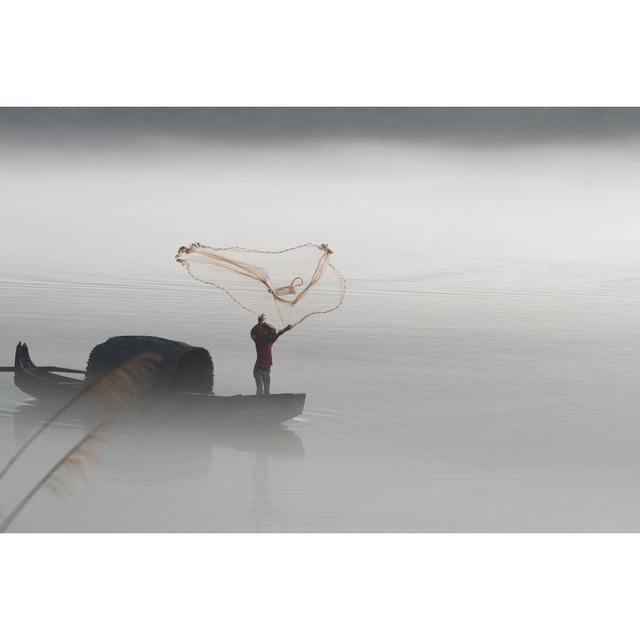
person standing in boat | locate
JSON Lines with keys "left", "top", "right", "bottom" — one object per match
{"left": 251, "top": 314, "right": 292, "bottom": 396}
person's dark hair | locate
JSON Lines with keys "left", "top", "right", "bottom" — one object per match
{"left": 252, "top": 321, "right": 276, "bottom": 339}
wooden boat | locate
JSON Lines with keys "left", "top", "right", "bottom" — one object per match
{"left": 4, "top": 337, "right": 306, "bottom": 425}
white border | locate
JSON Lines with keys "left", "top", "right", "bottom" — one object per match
{"left": 1, "top": 0, "right": 640, "bottom": 105}
{"left": 2, "top": 534, "right": 640, "bottom": 639}
{"left": 3, "top": 2, "right": 640, "bottom": 639}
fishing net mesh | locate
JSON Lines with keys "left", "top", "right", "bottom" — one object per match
{"left": 176, "top": 243, "right": 345, "bottom": 330}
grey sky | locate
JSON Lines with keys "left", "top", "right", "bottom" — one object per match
{"left": 2, "top": 108, "right": 640, "bottom": 148}
{"left": 3, "top": 107, "right": 640, "bottom": 280}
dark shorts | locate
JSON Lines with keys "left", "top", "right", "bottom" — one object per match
{"left": 253, "top": 366, "right": 271, "bottom": 395}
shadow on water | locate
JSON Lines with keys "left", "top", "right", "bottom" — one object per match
{"left": 5, "top": 400, "right": 305, "bottom": 531}
{"left": 12, "top": 399, "right": 305, "bottom": 459}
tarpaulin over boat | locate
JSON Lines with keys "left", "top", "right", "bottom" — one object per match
{"left": 86, "top": 336, "right": 214, "bottom": 394}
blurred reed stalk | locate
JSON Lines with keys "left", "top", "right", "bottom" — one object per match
{"left": 0, "top": 351, "right": 162, "bottom": 532}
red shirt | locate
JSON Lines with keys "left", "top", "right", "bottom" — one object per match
{"left": 252, "top": 332, "right": 278, "bottom": 369}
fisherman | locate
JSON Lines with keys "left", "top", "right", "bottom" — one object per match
{"left": 250, "top": 314, "right": 292, "bottom": 396}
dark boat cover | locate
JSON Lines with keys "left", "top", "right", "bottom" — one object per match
{"left": 85, "top": 336, "right": 214, "bottom": 394}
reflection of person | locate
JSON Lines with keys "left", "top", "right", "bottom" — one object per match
{"left": 250, "top": 453, "right": 271, "bottom": 532}
{"left": 250, "top": 314, "right": 292, "bottom": 396}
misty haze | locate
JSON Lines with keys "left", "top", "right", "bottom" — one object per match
{"left": 2, "top": 108, "right": 640, "bottom": 531}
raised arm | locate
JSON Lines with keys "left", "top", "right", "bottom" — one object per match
{"left": 275, "top": 324, "right": 293, "bottom": 339}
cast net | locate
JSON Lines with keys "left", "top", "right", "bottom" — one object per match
{"left": 175, "top": 243, "right": 345, "bottom": 330}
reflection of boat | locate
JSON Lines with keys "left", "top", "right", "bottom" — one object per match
{"left": 12, "top": 400, "right": 305, "bottom": 462}
{"left": 11, "top": 400, "right": 304, "bottom": 497}
{"left": 11, "top": 400, "right": 86, "bottom": 450}
{"left": 6, "top": 400, "right": 304, "bottom": 532}
{"left": 6, "top": 338, "right": 306, "bottom": 424}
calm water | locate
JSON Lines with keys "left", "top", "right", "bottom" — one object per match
{"left": 2, "top": 268, "right": 640, "bottom": 531}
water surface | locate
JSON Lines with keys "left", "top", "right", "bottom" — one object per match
{"left": 2, "top": 268, "right": 640, "bottom": 531}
